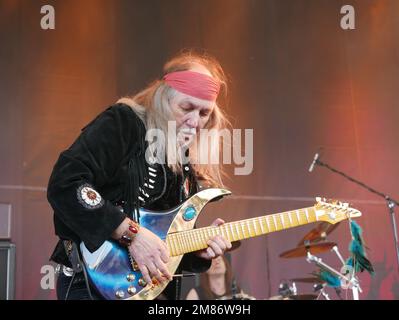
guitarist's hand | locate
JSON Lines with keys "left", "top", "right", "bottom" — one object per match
{"left": 195, "top": 218, "right": 232, "bottom": 260}
{"left": 129, "top": 226, "right": 172, "bottom": 285}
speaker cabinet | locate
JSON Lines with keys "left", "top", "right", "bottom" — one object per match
{"left": 0, "top": 242, "right": 15, "bottom": 300}
{"left": 0, "top": 203, "right": 11, "bottom": 239}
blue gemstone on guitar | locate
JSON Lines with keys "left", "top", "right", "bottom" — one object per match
{"left": 183, "top": 206, "right": 196, "bottom": 221}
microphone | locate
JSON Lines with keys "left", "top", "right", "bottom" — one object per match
{"left": 308, "top": 153, "right": 320, "bottom": 172}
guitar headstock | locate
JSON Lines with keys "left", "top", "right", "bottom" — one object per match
{"left": 314, "top": 197, "right": 362, "bottom": 224}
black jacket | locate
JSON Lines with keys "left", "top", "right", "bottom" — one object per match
{"left": 47, "top": 103, "right": 211, "bottom": 299}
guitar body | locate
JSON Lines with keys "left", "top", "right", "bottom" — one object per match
{"left": 80, "top": 188, "right": 231, "bottom": 300}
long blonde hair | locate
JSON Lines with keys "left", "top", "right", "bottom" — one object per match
{"left": 117, "top": 50, "right": 230, "bottom": 187}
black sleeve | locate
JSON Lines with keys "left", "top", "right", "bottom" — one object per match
{"left": 180, "top": 253, "right": 212, "bottom": 273}
{"left": 47, "top": 105, "right": 139, "bottom": 252}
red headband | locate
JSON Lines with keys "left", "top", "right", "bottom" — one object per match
{"left": 163, "top": 70, "right": 220, "bottom": 101}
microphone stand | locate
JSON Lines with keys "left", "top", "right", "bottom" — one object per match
{"left": 311, "top": 156, "right": 399, "bottom": 272}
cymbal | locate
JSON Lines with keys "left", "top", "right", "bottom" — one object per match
{"left": 218, "top": 292, "right": 256, "bottom": 300}
{"left": 279, "top": 242, "right": 336, "bottom": 258}
{"left": 290, "top": 277, "right": 325, "bottom": 284}
{"left": 297, "top": 222, "right": 341, "bottom": 245}
{"left": 268, "top": 294, "right": 317, "bottom": 300}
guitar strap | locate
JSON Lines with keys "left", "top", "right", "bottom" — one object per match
{"left": 63, "top": 240, "right": 94, "bottom": 300}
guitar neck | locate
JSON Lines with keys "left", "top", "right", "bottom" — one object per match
{"left": 166, "top": 206, "right": 319, "bottom": 256}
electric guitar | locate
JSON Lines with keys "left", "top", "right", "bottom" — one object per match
{"left": 79, "top": 188, "right": 361, "bottom": 300}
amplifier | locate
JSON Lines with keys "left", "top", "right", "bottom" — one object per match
{"left": 0, "top": 242, "right": 16, "bottom": 300}
{"left": 0, "top": 203, "right": 11, "bottom": 239}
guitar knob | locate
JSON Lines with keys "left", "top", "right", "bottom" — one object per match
{"left": 132, "top": 261, "right": 139, "bottom": 271}
{"left": 138, "top": 278, "right": 147, "bottom": 287}
{"left": 126, "top": 274, "right": 135, "bottom": 282}
{"left": 127, "top": 286, "right": 137, "bottom": 295}
{"left": 115, "top": 290, "right": 125, "bottom": 299}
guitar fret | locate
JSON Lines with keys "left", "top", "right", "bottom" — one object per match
{"left": 225, "top": 226, "right": 232, "bottom": 242}
{"left": 177, "top": 234, "right": 184, "bottom": 254}
{"left": 239, "top": 222, "right": 246, "bottom": 238}
{"left": 227, "top": 225, "right": 234, "bottom": 241}
{"left": 173, "top": 234, "right": 181, "bottom": 254}
{"left": 296, "top": 210, "right": 300, "bottom": 223}
{"left": 228, "top": 224, "right": 235, "bottom": 241}
{"left": 235, "top": 223, "right": 241, "bottom": 239}
{"left": 305, "top": 208, "right": 309, "bottom": 223}
{"left": 259, "top": 217, "right": 265, "bottom": 233}
{"left": 196, "top": 230, "right": 204, "bottom": 249}
{"left": 288, "top": 212, "right": 293, "bottom": 225}
{"left": 247, "top": 221, "right": 252, "bottom": 236}
{"left": 242, "top": 222, "right": 248, "bottom": 238}
{"left": 167, "top": 237, "right": 175, "bottom": 256}
{"left": 174, "top": 235, "right": 180, "bottom": 254}
{"left": 181, "top": 232, "right": 189, "bottom": 252}
{"left": 246, "top": 220, "right": 252, "bottom": 236}
{"left": 280, "top": 214, "right": 285, "bottom": 228}
{"left": 206, "top": 228, "right": 212, "bottom": 240}
{"left": 265, "top": 216, "right": 271, "bottom": 230}
{"left": 188, "top": 231, "right": 196, "bottom": 251}
{"left": 272, "top": 215, "right": 278, "bottom": 230}
{"left": 184, "top": 233, "right": 190, "bottom": 252}
{"left": 249, "top": 220, "right": 255, "bottom": 236}
{"left": 219, "top": 226, "right": 225, "bottom": 239}
{"left": 253, "top": 219, "right": 258, "bottom": 235}
{"left": 186, "top": 232, "right": 193, "bottom": 252}
{"left": 202, "top": 229, "right": 209, "bottom": 245}
{"left": 193, "top": 230, "right": 201, "bottom": 250}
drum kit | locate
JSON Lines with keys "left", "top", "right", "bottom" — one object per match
{"left": 270, "top": 221, "right": 361, "bottom": 300}
{"left": 213, "top": 221, "right": 361, "bottom": 301}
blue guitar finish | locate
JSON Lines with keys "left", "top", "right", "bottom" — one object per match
{"left": 79, "top": 188, "right": 231, "bottom": 300}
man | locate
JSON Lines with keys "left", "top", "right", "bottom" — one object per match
{"left": 47, "top": 50, "right": 232, "bottom": 300}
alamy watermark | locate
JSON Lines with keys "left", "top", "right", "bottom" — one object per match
{"left": 340, "top": 5, "right": 355, "bottom": 30}
{"left": 145, "top": 121, "right": 253, "bottom": 175}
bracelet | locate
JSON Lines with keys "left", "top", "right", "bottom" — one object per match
{"left": 118, "top": 219, "right": 140, "bottom": 247}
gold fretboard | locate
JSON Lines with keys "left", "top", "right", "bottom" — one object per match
{"left": 166, "top": 206, "right": 319, "bottom": 256}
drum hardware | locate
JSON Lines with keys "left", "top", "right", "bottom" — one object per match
{"left": 268, "top": 293, "right": 317, "bottom": 300}
{"left": 331, "top": 245, "right": 346, "bottom": 266}
{"left": 217, "top": 292, "right": 256, "bottom": 300}
{"left": 288, "top": 294, "right": 318, "bottom": 300}
{"left": 279, "top": 242, "right": 337, "bottom": 258}
{"left": 290, "top": 277, "right": 325, "bottom": 284}
{"left": 297, "top": 222, "right": 341, "bottom": 246}
{"left": 306, "top": 252, "right": 361, "bottom": 300}
{"left": 313, "top": 283, "right": 330, "bottom": 300}
{"left": 278, "top": 280, "right": 297, "bottom": 297}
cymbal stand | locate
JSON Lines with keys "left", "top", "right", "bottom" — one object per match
{"left": 314, "top": 283, "right": 330, "bottom": 300}
{"left": 306, "top": 252, "right": 361, "bottom": 300}
{"left": 331, "top": 245, "right": 346, "bottom": 266}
